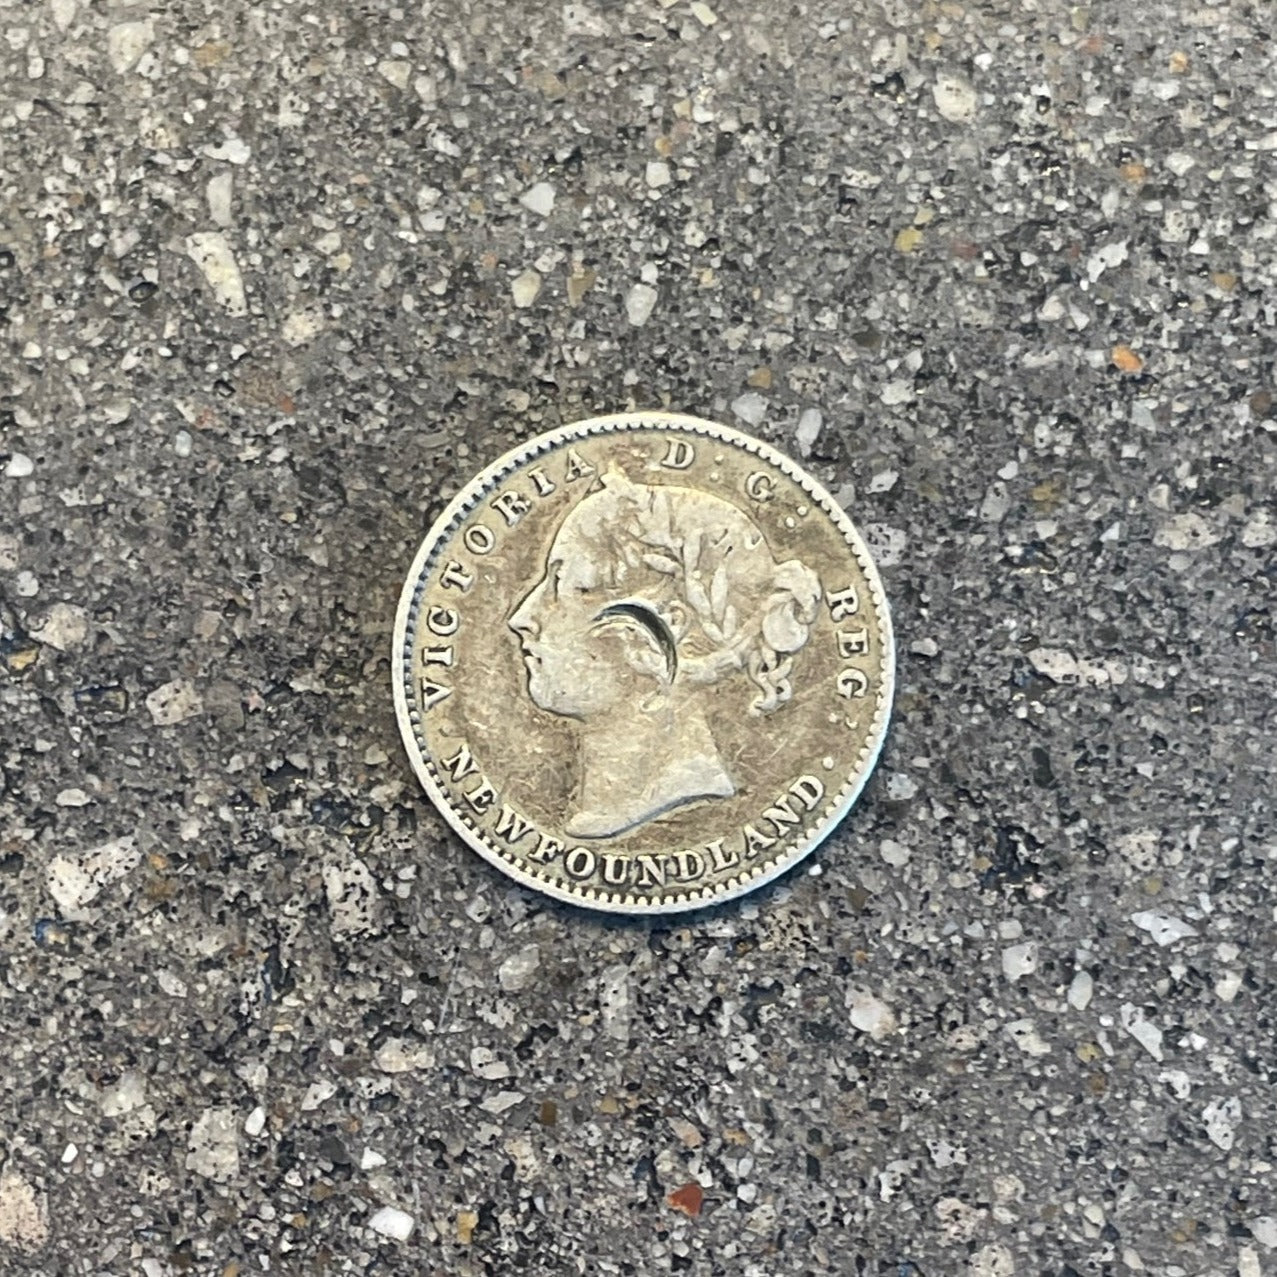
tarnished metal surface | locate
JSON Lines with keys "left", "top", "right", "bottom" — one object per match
{"left": 395, "top": 412, "right": 893, "bottom": 911}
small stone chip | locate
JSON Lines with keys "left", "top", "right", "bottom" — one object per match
{"left": 1202, "top": 1096, "right": 1242, "bottom": 1151}
{"left": 301, "top": 1079, "right": 337, "bottom": 1111}
{"left": 1120, "top": 1002, "right": 1164, "bottom": 1060}
{"left": 107, "top": 20, "right": 154, "bottom": 73}
{"left": 894, "top": 226, "right": 923, "bottom": 253}
{"left": 1003, "top": 1018, "right": 1051, "bottom": 1057}
{"left": 1067, "top": 970, "right": 1094, "bottom": 1010}
{"left": 970, "top": 1242, "right": 1016, "bottom": 1277}
{"left": 480, "top": 1089, "right": 525, "bottom": 1114}
{"left": 933, "top": 73, "right": 976, "bottom": 122}
{"left": 499, "top": 943, "right": 541, "bottom": 992}
{"left": 48, "top": 836, "right": 140, "bottom": 918}
{"left": 730, "top": 391, "right": 767, "bottom": 427}
{"left": 146, "top": 678, "right": 204, "bottom": 726}
{"left": 369, "top": 1206, "right": 414, "bottom": 1241}
{"left": 668, "top": 1116, "right": 703, "bottom": 1148}
{"left": 1153, "top": 511, "right": 1219, "bottom": 551}
{"left": 32, "top": 602, "right": 89, "bottom": 651}
{"left": 625, "top": 282, "right": 658, "bottom": 326}
{"left": 1111, "top": 344, "right": 1143, "bottom": 373}
{"left": 511, "top": 269, "right": 542, "bottom": 308}
{"left": 282, "top": 308, "right": 324, "bottom": 347}
{"left": 186, "top": 232, "right": 247, "bottom": 316}
{"left": 849, "top": 989, "right": 896, "bottom": 1039}
{"left": 456, "top": 1210, "right": 479, "bottom": 1244}
{"left": 880, "top": 839, "right": 911, "bottom": 867}
{"left": 377, "top": 60, "right": 412, "bottom": 90}
{"left": 645, "top": 160, "right": 672, "bottom": 188}
{"left": 519, "top": 182, "right": 556, "bottom": 216}
{"left": 323, "top": 854, "right": 381, "bottom": 939}
{"left": 1001, "top": 941, "right": 1038, "bottom": 982}
{"left": 1131, "top": 910, "right": 1199, "bottom": 947}
{"left": 374, "top": 1037, "right": 433, "bottom": 1073}
{"left": 667, "top": 1183, "right": 704, "bottom": 1217}
{"left": 567, "top": 266, "right": 596, "bottom": 307}
{"left": 0, "top": 1171, "right": 48, "bottom": 1251}
{"left": 795, "top": 408, "right": 822, "bottom": 456}
{"left": 193, "top": 40, "right": 231, "bottom": 68}
{"left": 187, "top": 1108, "right": 240, "bottom": 1182}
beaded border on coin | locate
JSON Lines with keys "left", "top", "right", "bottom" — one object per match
{"left": 393, "top": 411, "right": 894, "bottom": 914}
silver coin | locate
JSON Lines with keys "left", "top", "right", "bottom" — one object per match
{"left": 393, "top": 412, "right": 894, "bottom": 914}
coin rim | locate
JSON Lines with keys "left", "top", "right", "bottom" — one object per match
{"left": 393, "top": 411, "right": 895, "bottom": 914}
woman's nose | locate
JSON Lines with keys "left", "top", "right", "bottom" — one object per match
{"left": 509, "top": 585, "right": 540, "bottom": 637}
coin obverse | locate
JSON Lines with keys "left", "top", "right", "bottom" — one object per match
{"left": 393, "top": 412, "right": 894, "bottom": 914}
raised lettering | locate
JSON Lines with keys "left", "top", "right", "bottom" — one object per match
{"left": 419, "top": 678, "right": 451, "bottom": 712}
{"left": 838, "top": 668, "right": 869, "bottom": 699}
{"left": 528, "top": 467, "right": 556, "bottom": 497}
{"left": 790, "top": 775, "right": 825, "bottom": 811}
{"left": 464, "top": 525, "right": 496, "bottom": 555}
{"left": 706, "top": 838, "right": 740, "bottom": 873}
{"left": 492, "top": 805, "right": 534, "bottom": 844}
{"left": 492, "top": 491, "right": 530, "bottom": 526}
{"left": 564, "top": 846, "right": 596, "bottom": 879}
{"left": 661, "top": 438, "right": 695, "bottom": 470}
{"left": 600, "top": 854, "right": 629, "bottom": 887}
{"left": 670, "top": 849, "right": 706, "bottom": 882}
{"left": 420, "top": 645, "right": 453, "bottom": 666}
{"left": 837, "top": 628, "right": 869, "bottom": 658}
{"left": 745, "top": 471, "right": 775, "bottom": 501}
{"left": 761, "top": 795, "right": 803, "bottom": 835}
{"left": 742, "top": 824, "right": 777, "bottom": 858}
{"left": 634, "top": 854, "right": 667, "bottom": 888}
{"left": 427, "top": 605, "right": 459, "bottom": 636}
{"left": 564, "top": 449, "right": 594, "bottom": 482}
{"left": 527, "top": 833, "right": 563, "bottom": 865}
{"left": 439, "top": 560, "right": 473, "bottom": 592}
{"left": 440, "top": 743, "right": 479, "bottom": 783}
{"left": 827, "top": 584, "right": 860, "bottom": 620}
{"left": 463, "top": 780, "right": 498, "bottom": 815}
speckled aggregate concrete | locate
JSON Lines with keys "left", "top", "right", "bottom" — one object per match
{"left": 2, "top": 1, "right": 1275, "bottom": 1273}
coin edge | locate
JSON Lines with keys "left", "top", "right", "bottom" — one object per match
{"left": 392, "top": 411, "right": 895, "bottom": 915}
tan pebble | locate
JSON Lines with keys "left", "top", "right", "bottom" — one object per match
{"left": 193, "top": 40, "right": 231, "bottom": 67}
{"left": 1111, "top": 344, "right": 1143, "bottom": 374}
{"left": 894, "top": 227, "right": 923, "bottom": 254}
{"left": 567, "top": 266, "right": 596, "bottom": 307}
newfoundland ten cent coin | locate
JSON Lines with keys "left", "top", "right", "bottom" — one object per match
{"left": 393, "top": 412, "right": 893, "bottom": 914}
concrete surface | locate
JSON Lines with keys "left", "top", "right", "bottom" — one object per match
{"left": 1, "top": 1, "right": 1275, "bottom": 1273}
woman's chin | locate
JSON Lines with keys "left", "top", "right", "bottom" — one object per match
{"left": 527, "top": 682, "right": 583, "bottom": 719}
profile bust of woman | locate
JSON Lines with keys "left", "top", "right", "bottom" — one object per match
{"left": 508, "top": 470, "right": 823, "bottom": 839}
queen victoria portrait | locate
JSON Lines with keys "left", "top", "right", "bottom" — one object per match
{"left": 508, "top": 470, "right": 823, "bottom": 839}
